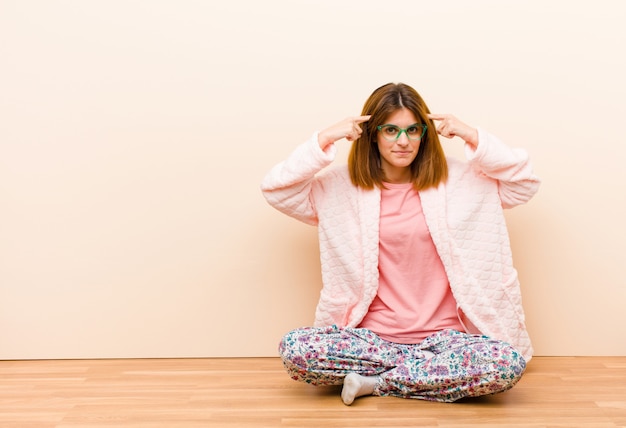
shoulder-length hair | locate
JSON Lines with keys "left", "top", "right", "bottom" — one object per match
{"left": 348, "top": 83, "right": 448, "bottom": 190}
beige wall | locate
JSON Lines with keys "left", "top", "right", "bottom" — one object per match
{"left": 1, "top": 0, "right": 624, "bottom": 359}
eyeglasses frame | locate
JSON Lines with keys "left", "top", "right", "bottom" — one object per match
{"left": 376, "top": 123, "right": 427, "bottom": 141}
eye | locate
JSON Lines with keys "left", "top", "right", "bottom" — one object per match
{"left": 383, "top": 125, "right": 399, "bottom": 135}
{"left": 407, "top": 125, "right": 421, "bottom": 136}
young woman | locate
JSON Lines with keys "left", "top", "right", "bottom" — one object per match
{"left": 261, "top": 82, "right": 540, "bottom": 405}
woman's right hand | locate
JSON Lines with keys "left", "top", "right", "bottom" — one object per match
{"left": 317, "top": 116, "right": 371, "bottom": 150}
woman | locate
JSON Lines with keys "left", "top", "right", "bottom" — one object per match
{"left": 260, "top": 82, "right": 540, "bottom": 405}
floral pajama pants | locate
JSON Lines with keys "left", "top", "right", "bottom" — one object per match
{"left": 279, "top": 326, "right": 526, "bottom": 402}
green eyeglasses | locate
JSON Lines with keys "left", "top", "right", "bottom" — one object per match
{"left": 377, "top": 123, "right": 427, "bottom": 141}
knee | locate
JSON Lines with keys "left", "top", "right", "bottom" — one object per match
{"left": 278, "top": 328, "right": 317, "bottom": 382}
{"left": 493, "top": 343, "right": 527, "bottom": 389}
{"left": 504, "top": 344, "right": 526, "bottom": 376}
{"left": 278, "top": 328, "right": 310, "bottom": 371}
{"left": 278, "top": 329, "right": 295, "bottom": 357}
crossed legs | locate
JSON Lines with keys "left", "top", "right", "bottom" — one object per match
{"left": 279, "top": 326, "right": 526, "bottom": 404}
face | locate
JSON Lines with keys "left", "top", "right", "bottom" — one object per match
{"left": 376, "top": 108, "right": 421, "bottom": 184}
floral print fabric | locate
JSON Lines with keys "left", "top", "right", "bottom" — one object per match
{"left": 279, "top": 326, "right": 526, "bottom": 402}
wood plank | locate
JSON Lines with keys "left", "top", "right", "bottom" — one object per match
{"left": 0, "top": 357, "right": 625, "bottom": 427}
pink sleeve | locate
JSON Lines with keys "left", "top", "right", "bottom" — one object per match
{"left": 464, "top": 128, "right": 541, "bottom": 209}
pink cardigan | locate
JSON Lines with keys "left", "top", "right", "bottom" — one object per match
{"left": 261, "top": 129, "right": 540, "bottom": 361}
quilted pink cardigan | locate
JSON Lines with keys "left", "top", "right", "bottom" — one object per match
{"left": 261, "top": 129, "right": 540, "bottom": 361}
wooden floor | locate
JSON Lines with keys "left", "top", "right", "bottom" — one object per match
{"left": 1, "top": 357, "right": 625, "bottom": 427}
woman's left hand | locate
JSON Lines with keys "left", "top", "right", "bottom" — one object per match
{"left": 427, "top": 114, "right": 478, "bottom": 147}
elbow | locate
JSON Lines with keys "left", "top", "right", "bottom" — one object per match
{"left": 500, "top": 178, "right": 541, "bottom": 209}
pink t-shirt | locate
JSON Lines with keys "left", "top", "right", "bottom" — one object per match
{"left": 358, "top": 182, "right": 465, "bottom": 343}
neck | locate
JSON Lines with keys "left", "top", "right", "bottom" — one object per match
{"left": 382, "top": 169, "right": 411, "bottom": 184}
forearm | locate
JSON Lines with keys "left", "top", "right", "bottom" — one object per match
{"left": 260, "top": 133, "right": 336, "bottom": 224}
{"left": 465, "top": 128, "right": 541, "bottom": 208}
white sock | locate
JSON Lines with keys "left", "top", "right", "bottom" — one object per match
{"left": 341, "top": 373, "right": 380, "bottom": 406}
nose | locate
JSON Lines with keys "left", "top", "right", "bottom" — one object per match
{"left": 396, "top": 132, "right": 410, "bottom": 146}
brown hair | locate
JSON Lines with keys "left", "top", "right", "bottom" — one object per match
{"left": 348, "top": 83, "right": 448, "bottom": 190}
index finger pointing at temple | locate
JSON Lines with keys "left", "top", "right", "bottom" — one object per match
{"left": 355, "top": 115, "right": 371, "bottom": 123}
{"left": 427, "top": 113, "right": 447, "bottom": 121}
